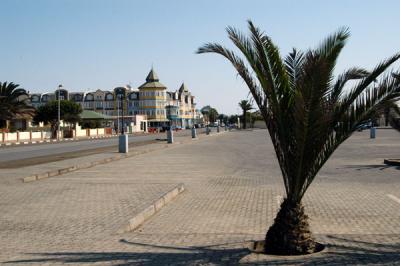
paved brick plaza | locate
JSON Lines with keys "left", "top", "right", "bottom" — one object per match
{"left": 0, "top": 129, "right": 399, "bottom": 265}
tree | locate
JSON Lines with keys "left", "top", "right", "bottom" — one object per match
{"left": 197, "top": 21, "right": 400, "bottom": 255}
{"left": 218, "top": 114, "right": 229, "bottom": 125}
{"left": 0, "top": 82, "right": 35, "bottom": 129}
{"left": 201, "top": 105, "right": 219, "bottom": 124}
{"left": 33, "top": 100, "right": 82, "bottom": 138}
{"left": 81, "top": 120, "right": 102, "bottom": 129}
{"left": 228, "top": 114, "right": 239, "bottom": 125}
{"left": 238, "top": 100, "right": 253, "bottom": 129}
{"left": 208, "top": 108, "right": 218, "bottom": 123}
{"left": 200, "top": 106, "right": 211, "bottom": 124}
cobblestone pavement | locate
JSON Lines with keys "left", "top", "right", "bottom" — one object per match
{"left": 1, "top": 129, "right": 400, "bottom": 265}
{"left": 0, "top": 133, "right": 196, "bottom": 184}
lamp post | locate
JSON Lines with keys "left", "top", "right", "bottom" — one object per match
{"left": 57, "top": 84, "right": 62, "bottom": 140}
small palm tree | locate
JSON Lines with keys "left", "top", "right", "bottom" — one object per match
{"left": 238, "top": 99, "right": 253, "bottom": 129}
{"left": 197, "top": 21, "right": 400, "bottom": 255}
{"left": 0, "top": 82, "right": 35, "bottom": 129}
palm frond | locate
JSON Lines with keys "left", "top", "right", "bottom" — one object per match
{"left": 330, "top": 67, "right": 369, "bottom": 103}
{"left": 197, "top": 22, "right": 400, "bottom": 203}
{"left": 197, "top": 43, "right": 267, "bottom": 116}
{"left": 339, "top": 53, "right": 400, "bottom": 115}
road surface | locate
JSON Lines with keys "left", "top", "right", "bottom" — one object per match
{"left": 0, "top": 129, "right": 205, "bottom": 167}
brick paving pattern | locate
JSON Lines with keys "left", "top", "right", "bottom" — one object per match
{"left": 0, "top": 129, "right": 399, "bottom": 265}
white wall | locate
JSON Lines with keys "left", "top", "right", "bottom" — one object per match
{"left": 32, "top": 132, "right": 42, "bottom": 139}
{"left": 7, "top": 133, "right": 17, "bottom": 141}
{"left": 1, "top": 126, "right": 113, "bottom": 143}
{"left": 19, "top": 132, "right": 31, "bottom": 140}
{"left": 89, "top": 129, "right": 97, "bottom": 136}
{"left": 44, "top": 131, "right": 52, "bottom": 139}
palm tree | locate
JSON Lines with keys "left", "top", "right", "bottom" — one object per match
{"left": 238, "top": 99, "right": 253, "bottom": 129}
{"left": 197, "top": 21, "right": 400, "bottom": 255}
{"left": 387, "top": 104, "right": 400, "bottom": 131}
{"left": 0, "top": 82, "right": 35, "bottom": 129}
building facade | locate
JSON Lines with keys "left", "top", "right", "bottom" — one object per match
{"left": 29, "top": 68, "right": 200, "bottom": 129}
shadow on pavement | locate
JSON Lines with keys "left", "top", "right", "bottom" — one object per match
{"left": 248, "top": 235, "right": 400, "bottom": 265}
{"left": 340, "top": 164, "right": 400, "bottom": 171}
{"left": 3, "top": 239, "right": 250, "bottom": 265}
{"left": 3, "top": 235, "right": 400, "bottom": 265}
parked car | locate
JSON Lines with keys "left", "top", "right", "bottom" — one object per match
{"left": 162, "top": 126, "right": 183, "bottom": 132}
{"left": 148, "top": 127, "right": 158, "bottom": 133}
{"left": 356, "top": 121, "right": 379, "bottom": 131}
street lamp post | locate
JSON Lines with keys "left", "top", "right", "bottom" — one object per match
{"left": 57, "top": 84, "right": 62, "bottom": 140}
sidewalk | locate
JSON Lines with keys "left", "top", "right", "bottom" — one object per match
{"left": 1, "top": 129, "right": 399, "bottom": 265}
{"left": 0, "top": 131, "right": 213, "bottom": 184}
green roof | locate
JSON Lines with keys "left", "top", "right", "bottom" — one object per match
{"left": 139, "top": 68, "right": 167, "bottom": 89}
{"left": 80, "top": 110, "right": 113, "bottom": 120}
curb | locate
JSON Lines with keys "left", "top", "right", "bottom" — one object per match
{"left": 117, "top": 183, "right": 185, "bottom": 233}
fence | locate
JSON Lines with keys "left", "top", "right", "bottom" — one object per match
{"left": 1, "top": 127, "right": 113, "bottom": 143}
{"left": 1, "top": 131, "right": 51, "bottom": 143}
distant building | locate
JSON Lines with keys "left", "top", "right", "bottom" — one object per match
{"left": 28, "top": 68, "right": 200, "bottom": 129}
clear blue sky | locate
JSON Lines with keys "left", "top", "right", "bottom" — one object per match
{"left": 1, "top": 0, "right": 399, "bottom": 114}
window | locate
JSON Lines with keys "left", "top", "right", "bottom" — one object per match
{"left": 31, "top": 95, "right": 39, "bottom": 102}
{"left": 85, "top": 94, "right": 94, "bottom": 101}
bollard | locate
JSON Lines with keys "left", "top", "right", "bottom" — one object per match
{"left": 167, "top": 128, "right": 174, "bottom": 143}
{"left": 191, "top": 126, "right": 197, "bottom": 138}
{"left": 118, "top": 134, "right": 129, "bottom": 153}
{"left": 217, "top": 126, "right": 220, "bottom": 133}
{"left": 225, "top": 125, "right": 227, "bottom": 131}
{"left": 206, "top": 126, "right": 210, "bottom": 135}
{"left": 370, "top": 127, "right": 376, "bottom": 139}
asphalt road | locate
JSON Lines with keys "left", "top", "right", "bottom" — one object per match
{"left": 0, "top": 129, "right": 205, "bottom": 164}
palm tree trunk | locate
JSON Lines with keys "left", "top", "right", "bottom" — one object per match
{"left": 51, "top": 122, "right": 57, "bottom": 139}
{"left": 243, "top": 111, "right": 247, "bottom": 129}
{"left": 264, "top": 198, "right": 316, "bottom": 255}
